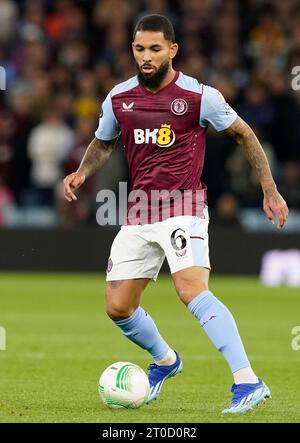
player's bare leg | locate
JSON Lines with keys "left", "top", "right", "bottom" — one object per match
{"left": 105, "top": 278, "right": 149, "bottom": 320}
{"left": 172, "top": 266, "right": 271, "bottom": 413}
{"left": 172, "top": 266, "right": 210, "bottom": 305}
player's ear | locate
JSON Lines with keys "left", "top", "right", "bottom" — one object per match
{"left": 169, "top": 43, "right": 178, "bottom": 59}
{"left": 132, "top": 42, "right": 138, "bottom": 54}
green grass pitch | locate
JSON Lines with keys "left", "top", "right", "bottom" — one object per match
{"left": 0, "top": 273, "right": 300, "bottom": 423}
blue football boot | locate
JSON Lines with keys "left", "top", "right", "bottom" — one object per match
{"left": 146, "top": 350, "right": 183, "bottom": 403}
{"left": 222, "top": 379, "right": 272, "bottom": 414}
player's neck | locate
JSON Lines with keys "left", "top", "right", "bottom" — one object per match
{"left": 145, "top": 68, "right": 176, "bottom": 94}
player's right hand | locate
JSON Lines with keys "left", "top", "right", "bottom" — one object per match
{"left": 63, "top": 171, "right": 86, "bottom": 202}
{"left": 263, "top": 187, "right": 289, "bottom": 229}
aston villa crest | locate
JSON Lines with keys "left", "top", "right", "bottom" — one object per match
{"left": 171, "top": 98, "right": 188, "bottom": 115}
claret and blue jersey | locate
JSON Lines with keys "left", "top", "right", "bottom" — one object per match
{"left": 95, "top": 72, "right": 237, "bottom": 222}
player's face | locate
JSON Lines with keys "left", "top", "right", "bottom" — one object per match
{"left": 132, "top": 31, "right": 178, "bottom": 86}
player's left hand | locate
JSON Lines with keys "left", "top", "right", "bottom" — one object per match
{"left": 263, "top": 187, "right": 289, "bottom": 229}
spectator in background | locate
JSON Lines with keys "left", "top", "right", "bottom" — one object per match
{"left": 27, "top": 108, "right": 74, "bottom": 206}
{"left": 237, "top": 82, "right": 276, "bottom": 143}
{"left": 93, "top": 0, "right": 138, "bottom": 30}
{"left": 0, "top": 0, "right": 18, "bottom": 46}
{"left": 10, "top": 91, "right": 34, "bottom": 205}
{"left": 93, "top": 60, "right": 116, "bottom": 96}
{"left": 17, "top": 0, "right": 46, "bottom": 45}
{"left": 54, "top": 90, "right": 75, "bottom": 127}
{"left": 74, "top": 71, "right": 99, "bottom": 120}
{"left": 268, "top": 72, "right": 300, "bottom": 163}
{"left": 58, "top": 39, "right": 91, "bottom": 73}
{"left": 56, "top": 116, "right": 97, "bottom": 226}
{"left": 30, "top": 75, "right": 54, "bottom": 121}
{"left": 45, "top": 0, "right": 88, "bottom": 43}
{"left": 213, "top": 193, "right": 241, "bottom": 228}
{"left": 248, "top": 8, "right": 288, "bottom": 63}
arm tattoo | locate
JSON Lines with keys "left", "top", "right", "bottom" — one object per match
{"left": 77, "top": 137, "right": 117, "bottom": 178}
{"left": 226, "top": 117, "right": 276, "bottom": 192}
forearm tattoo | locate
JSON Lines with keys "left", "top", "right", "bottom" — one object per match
{"left": 226, "top": 117, "right": 275, "bottom": 191}
{"left": 78, "top": 137, "right": 116, "bottom": 178}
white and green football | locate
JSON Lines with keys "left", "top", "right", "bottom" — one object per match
{"left": 98, "top": 362, "right": 150, "bottom": 409}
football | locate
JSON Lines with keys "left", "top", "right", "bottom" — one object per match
{"left": 98, "top": 361, "right": 150, "bottom": 409}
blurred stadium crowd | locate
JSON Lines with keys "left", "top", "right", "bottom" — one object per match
{"left": 0, "top": 0, "right": 300, "bottom": 228}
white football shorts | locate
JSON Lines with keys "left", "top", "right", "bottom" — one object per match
{"left": 106, "top": 210, "right": 210, "bottom": 281}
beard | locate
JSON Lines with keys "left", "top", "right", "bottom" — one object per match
{"left": 137, "top": 60, "right": 170, "bottom": 90}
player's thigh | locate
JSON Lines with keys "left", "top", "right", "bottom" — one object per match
{"left": 105, "top": 278, "right": 150, "bottom": 320}
{"left": 172, "top": 266, "right": 210, "bottom": 305}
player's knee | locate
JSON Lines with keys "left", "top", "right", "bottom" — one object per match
{"left": 176, "top": 282, "right": 208, "bottom": 305}
{"left": 105, "top": 300, "right": 134, "bottom": 321}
